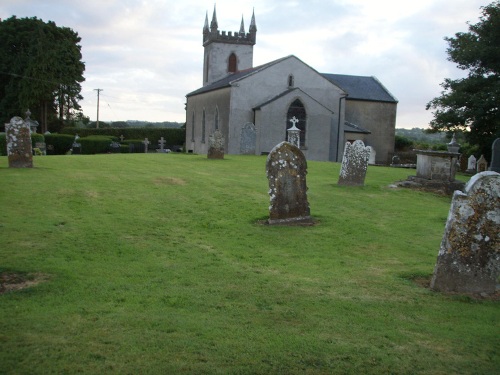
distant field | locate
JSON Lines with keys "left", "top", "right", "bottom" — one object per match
{"left": 0, "top": 154, "right": 497, "bottom": 374}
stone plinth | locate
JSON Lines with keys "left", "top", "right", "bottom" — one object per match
{"left": 415, "top": 149, "right": 460, "bottom": 182}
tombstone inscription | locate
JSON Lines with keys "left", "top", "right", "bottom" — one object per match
{"left": 266, "top": 142, "right": 311, "bottom": 225}
{"left": 430, "top": 171, "right": 500, "bottom": 294}
{"left": 5, "top": 116, "right": 33, "bottom": 168}
{"left": 338, "top": 140, "right": 370, "bottom": 186}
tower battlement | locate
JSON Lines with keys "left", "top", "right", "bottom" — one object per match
{"left": 203, "top": 6, "right": 257, "bottom": 47}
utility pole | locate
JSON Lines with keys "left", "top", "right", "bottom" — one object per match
{"left": 94, "top": 88, "right": 103, "bottom": 128}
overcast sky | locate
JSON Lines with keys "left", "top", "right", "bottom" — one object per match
{"left": 1, "top": 0, "right": 488, "bottom": 128}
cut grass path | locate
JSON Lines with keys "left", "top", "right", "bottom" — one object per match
{"left": 0, "top": 154, "right": 498, "bottom": 374}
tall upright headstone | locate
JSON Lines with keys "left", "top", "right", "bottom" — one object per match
{"left": 338, "top": 140, "right": 370, "bottom": 186}
{"left": 489, "top": 138, "right": 500, "bottom": 173}
{"left": 266, "top": 142, "right": 311, "bottom": 225}
{"left": 5, "top": 116, "right": 33, "bottom": 168}
{"left": 466, "top": 155, "right": 477, "bottom": 173}
{"left": 430, "top": 171, "right": 500, "bottom": 294}
{"left": 240, "top": 122, "right": 256, "bottom": 155}
{"left": 207, "top": 130, "right": 224, "bottom": 159}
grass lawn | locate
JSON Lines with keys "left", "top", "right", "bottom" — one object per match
{"left": 0, "top": 153, "right": 498, "bottom": 374}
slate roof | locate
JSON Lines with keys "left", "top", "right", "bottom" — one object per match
{"left": 253, "top": 87, "right": 334, "bottom": 114}
{"left": 344, "top": 121, "right": 371, "bottom": 134}
{"left": 322, "top": 74, "right": 398, "bottom": 103}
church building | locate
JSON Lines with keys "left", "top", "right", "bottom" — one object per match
{"left": 185, "top": 8, "right": 398, "bottom": 163}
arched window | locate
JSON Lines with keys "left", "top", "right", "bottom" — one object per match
{"left": 202, "top": 109, "right": 206, "bottom": 143}
{"left": 191, "top": 111, "right": 195, "bottom": 142}
{"left": 288, "top": 74, "right": 294, "bottom": 87}
{"left": 286, "top": 99, "right": 306, "bottom": 147}
{"left": 214, "top": 107, "right": 219, "bottom": 130}
{"left": 228, "top": 53, "right": 237, "bottom": 73}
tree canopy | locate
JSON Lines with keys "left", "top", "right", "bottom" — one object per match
{"left": 426, "top": 1, "right": 500, "bottom": 160}
{"left": 0, "top": 16, "right": 85, "bottom": 132}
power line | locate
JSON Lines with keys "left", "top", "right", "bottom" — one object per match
{"left": 94, "top": 88, "right": 103, "bottom": 128}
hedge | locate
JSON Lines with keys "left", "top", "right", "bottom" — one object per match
{"left": 60, "top": 128, "right": 185, "bottom": 147}
{"left": 44, "top": 134, "right": 75, "bottom": 155}
{"left": 79, "top": 135, "right": 117, "bottom": 155}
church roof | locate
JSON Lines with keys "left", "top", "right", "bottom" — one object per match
{"left": 344, "top": 121, "right": 371, "bottom": 134}
{"left": 254, "top": 87, "right": 334, "bottom": 114}
{"left": 186, "top": 56, "right": 290, "bottom": 97}
{"left": 322, "top": 74, "right": 398, "bottom": 103}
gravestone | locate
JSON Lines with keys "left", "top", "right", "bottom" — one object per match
{"left": 430, "top": 171, "right": 500, "bottom": 294}
{"left": 5, "top": 116, "right": 33, "bottom": 168}
{"left": 476, "top": 155, "right": 488, "bottom": 172}
{"left": 466, "top": 155, "right": 477, "bottom": 173}
{"left": 120, "top": 135, "right": 125, "bottom": 142}
{"left": 367, "top": 146, "right": 376, "bottom": 165}
{"left": 338, "top": 140, "right": 370, "bottom": 186}
{"left": 72, "top": 134, "right": 81, "bottom": 154}
{"left": 142, "top": 138, "right": 150, "bottom": 153}
{"left": 489, "top": 138, "right": 500, "bottom": 173}
{"left": 35, "top": 142, "right": 47, "bottom": 155}
{"left": 110, "top": 141, "right": 121, "bottom": 153}
{"left": 287, "top": 117, "right": 301, "bottom": 148}
{"left": 158, "top": 137, "right": 166, "bottom": 152}
{"left": 240, "top": 122, "right": 256, "bottom": 155}
{"left": 266, "top": 141, "right": 311, "bottom": 225}
{"left": 207, "top": 130, "right": 224, "bottom": 159}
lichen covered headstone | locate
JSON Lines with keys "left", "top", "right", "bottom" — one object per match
{"left": 5, "top": 116, "right": 33, "bottom": 168}
{"left": 266, "top": 141, "right": 311, "bottom": 225}
{"left": 338, "top": 140, "right": 370, "bottom": 186}
{"left": 430, "top": 171, "right": 500, "bottom": 294}
{"left": 208, "top": 130, "right": 224, "bottom": 159}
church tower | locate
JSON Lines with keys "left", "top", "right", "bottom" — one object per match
{"left": 202, "top": 6, "right": 257, "bottom": 86}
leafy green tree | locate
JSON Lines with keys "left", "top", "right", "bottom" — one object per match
{"left": 426, "top": 1, "right": 500, "bottom": 160}
{"left": 0, "top": 16, "right": 85, "bottom": 132}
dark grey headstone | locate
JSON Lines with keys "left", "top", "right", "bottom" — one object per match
{"left": 430, "top": 171, "right": 500, "bottom": 294}
{"left": 338, "top": 140, "right": 370, "bottom": 186}
{"left": 489, "top": 138, "right": 500, "bottom": 173}
{"left": 266, "top": 141, "right": 311, "bottom": 225}
{"left": 208, "top": 130, "right": 224, "bottom": 159}
{"left": 240, "top": 123, "right": 256, "bottom": 155}
{"left": 5, "top": 116, "right": 33, "bottom": 168}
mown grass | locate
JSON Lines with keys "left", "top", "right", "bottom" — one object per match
{"left": 0, "top": 154, "right": 497, "bottom": 374}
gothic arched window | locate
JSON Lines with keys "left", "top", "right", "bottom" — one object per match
{"left": 202, "top": 109, "right": 206, "bottom": 143}
{"left": 214, "top": 107, "right": 219, "bottom": 130}
{"left": 228, "top": 53, "right": 237, "bottom": 73}
{"left": 286, "top": 99, "right": 306, "bottom": 147}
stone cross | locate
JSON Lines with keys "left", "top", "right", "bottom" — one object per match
{"left": 266, "top": 141, "right": 311, "bottom": 225}
{"left": 120, "top": 135, "right": 125, "bottom": 142}
{"left": 158, "top": 137, "right": 166, "bottom": 151}
{"left": 287, "top": 116, "right": 301, "bottom": 148}
{"left": 142, "top": 138, "right": 150, "bottom": 153}
{"left": 430, "top": 171, "right": 500, "bottom": 294}
{"left": 338, "top": 140, "right": 371, "bottom": 186}
{"left": 5, "top": 116, "right": 33, "bottom": 168}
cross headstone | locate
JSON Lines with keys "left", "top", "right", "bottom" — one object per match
{"left": 120, "top": 135, "right": 125, "bottom": 142}
{"left": 287, "top": 116, "right": 301, "bottom": 148}
{"left": 142, "top": 138, "right": 150, "bottom": 153}
{"left": 466, "top": 155, "right": 477, "bottom": 173}
{"left": 489, "top": 138, "right": 500, "bottom": 173}
{"left": 5, "top": 116, "right": 33, "bottom": 168}
{"left": 240, "top": 122, "right": 256, "bottom": 154}
{"left": 338, "top": 140, "right": 371, "bottom": 186}
{"left": 266, "top": 141, "right": 311, "bottom": 225}
{"left": 476, "top": 155, "right": 488, "bottom": 172}
{"left": 158, "top": 137, "right": 166, "bottom": 152}
{"left": 207, "top": 130, "right": 224, "bottom": 159}
{"left": 430, "top": 171, "right": 500, "bottom": 294}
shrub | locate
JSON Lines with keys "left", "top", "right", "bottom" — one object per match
{"left": 394, "top": 135, "right": 414, "bottom": 151}
{"left": 31, "top": 133, "right": 45, "bottom": 148}
{"left": 44, "top": 134, "right": 75, "bottom": 155}
{"left": 79, "top": 135, "right": 116, "bottom": 155}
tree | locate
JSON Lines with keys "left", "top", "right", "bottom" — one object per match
{"left": 426, "top": 1, "right": 500, "bottom": 160}
{"left": 0, "top": 16, "right": 85, "bottom": 132}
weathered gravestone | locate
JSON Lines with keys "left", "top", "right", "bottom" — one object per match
{"left": 430, "top": 171, "right": 500, "bottom": 294}
{"left": 489, "top": 138, "right": 500, "bottom": 173}
{"left": 338, "top": 140, "right": 370, "bottom": 186}
{"left": 240, "top": 122, "right": 256, "bottom": 155}
{"left": 367, "top": 146, "right": 376, "bottom": 165}
{"left": 5, "top": 116, "right": 33, "bottom": 168}
{"left": 142, "top": 138, "right": 150, "bottom": 153}
{"left": 208, "top": 130, "right": 224, "bottom": 159}
{"left": 266, "top": 142, "right": 311, "bottom": 225}
{"left": 466, "top": 155, "right": 477, "bottom": 174}
{"left": 158, "top": 137, "right": 166, "bottom": 152}
{"left": 477, "top": 155, "right": 488, "bottom": 172}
